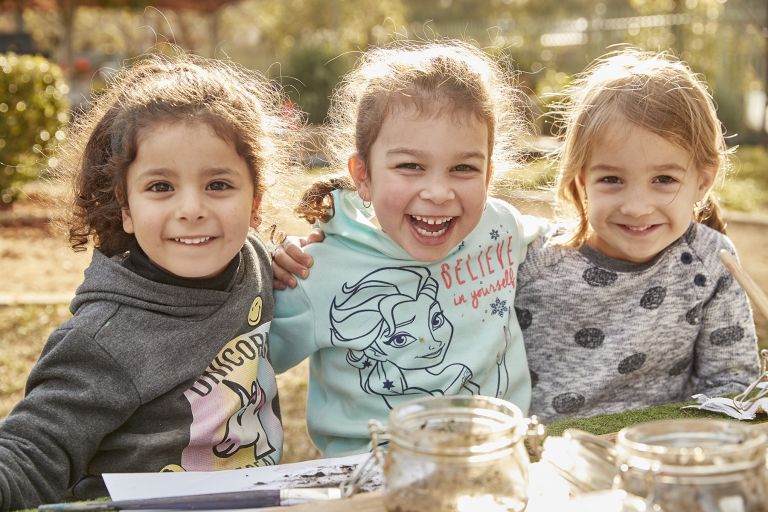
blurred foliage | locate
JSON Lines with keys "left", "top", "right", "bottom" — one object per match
{"left": 0, "top": 53, "right": 68, "bottom": 207}
{"left": 283, "top": 38, "right": 354, "bottom": 124}
{"left": 720, "top": 145, "right": 768, "bottom": 212}
{"left": 0, "top": 0, "right": 767, "bottom": 137}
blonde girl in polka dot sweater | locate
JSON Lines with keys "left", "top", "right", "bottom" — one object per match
{"left": 516, "top": 49, "right": 759, "bottom": 422}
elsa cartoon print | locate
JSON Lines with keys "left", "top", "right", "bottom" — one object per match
{"left": 330, "top": 266, "right": 480, "bottom": 408}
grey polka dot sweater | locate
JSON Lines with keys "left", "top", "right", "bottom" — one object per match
{"left": 516, "top": 222, "right": 760, "bottom": 423}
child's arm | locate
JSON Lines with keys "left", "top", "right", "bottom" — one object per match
{"left": 270, "top": 277, "right": 322, "bottom": 373}
{"left": 0, "top": 328, "right": 139, "bottom": 510}
{"left": 693, "top": 245, "right": 761, "bottom": 396}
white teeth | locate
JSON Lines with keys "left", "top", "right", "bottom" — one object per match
{"left": 414, "top": 225, "right": 448, "bottom": 237}
{"left": 626, "top": 225, "right": 651, "bottom": 231}
{"left": 174, "top": 236, "right": 211, "bottom": 245}
{"left": 411, "top": 215, "right": 453, "bottom": 225}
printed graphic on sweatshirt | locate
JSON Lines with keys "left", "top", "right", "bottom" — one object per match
{"left": 439, "top": 229, "right": 517, "bottom": 309}
{"left": 177, "top": 316, "right": 281, "bottom": 470}
{"left": 330, "top": 266, "right": 504, "bottom": 409}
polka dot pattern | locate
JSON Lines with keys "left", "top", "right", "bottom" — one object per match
{"left": 552, "top": 392, "right": 585, "bottom": 414}
{"left": 515, "top": 306, "right": 532, "bottom": 330}
{"left": 713, "top": 275, "right": 732, "bottom": 296}
{"left": 618, "top": 353, "right": 646, "bottom": 374}
{"left": 640, "top": 286, "right": 666, "bottom": 309}
{"left": 685, "top": 303, "right": 702, "bottom": 325}
{"left": 521, "top": 223, "right": 756, "bottom": 423}
{"left": 583, "top": 267, "right": 618, "bottom": 287}
{"left": 710, "top": 325, "right": 744, "bottom": 346}
{"left": 668, "top": 357, "right": 691, "bottom": 376}
{"left": 574, "top": 328, "right": 604, "bottom": 349}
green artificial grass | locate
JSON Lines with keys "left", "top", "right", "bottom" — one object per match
{"left": 545, "top": 398, "right": 768, "bottom": 438}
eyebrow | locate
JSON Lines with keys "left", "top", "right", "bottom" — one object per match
{"left": 386, "top": 148, "right": 487, "bottom": 160}
{"left": 394, "top": 314, "right": 416, "bottom": 330}
{"left": 134, "top": 167, "right": 239, "bottom": 179}
{"left": 589, "top": 163, "right": 688, "bottom": 173}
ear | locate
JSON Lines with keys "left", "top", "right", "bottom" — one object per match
{"left": 249, "top": 195, "right": 262, "bottom": 229}
{"left": 348, "top": 155, "right": 371, "bottom": 202}
{"left": 121, "top": 207, "right": 135, "bottom": 234}
{"left": 696, "top": 165, "right": 717, "bottom": 201}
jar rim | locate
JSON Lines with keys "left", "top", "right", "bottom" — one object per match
{"left": 387, "top": 395, "right": 526, "bottom": 455}
{"left": 616, "top": 418, "right": 767, "bottom": 469}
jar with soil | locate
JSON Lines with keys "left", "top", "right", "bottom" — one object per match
{"left": 373, "top": 395, "right": 540, "bottom": 512}
{"left": 544, "top": 418, "right": 768, "bottom": 512}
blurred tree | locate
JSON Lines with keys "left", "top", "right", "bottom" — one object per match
{"left": 0, "top": 53, "right": 68, "bottom": 206}
{"left": 233, "top": 0, "right": 406, "bottom": 58}
{"left": 221, "top": 0, "right": 406, "bottom": 123}
{"left": 283, "top": 38, "right": 353, "bottom": 124}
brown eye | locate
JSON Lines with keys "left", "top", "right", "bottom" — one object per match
{"left": 654, "top": 175, "right": 678, "bottom": 185}
{"left": 207, "top": 180, "right": 232, "bottom": 191}
{"left": 148, "top": 182, "right": 172, "bottom": 192}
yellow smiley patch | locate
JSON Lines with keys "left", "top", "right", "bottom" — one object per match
{"left": 160, "top": 464, "right": 186, "bottom": 472}
{"left": 248, "top": 296, "right": 263, "bottom": 326}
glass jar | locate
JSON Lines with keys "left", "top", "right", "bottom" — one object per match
{"left": 375, "top": 395, "right": 536, "bottom": 512}
{"left": 542, "top": 419, "right": 768, "bottom": 511}
{"left": 615, "top": 419, "right": 767, "bottom": 512}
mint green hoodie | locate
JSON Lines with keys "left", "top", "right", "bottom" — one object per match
{"left": 270, "top": 190, "right": 545, "bottom": 456}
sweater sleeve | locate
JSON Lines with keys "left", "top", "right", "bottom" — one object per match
{"left": 691, "top": 234, "right": 760, "bottom": 396}
{"left": 269, "top": 283, "right": 319, "bottom": 374}
{"left": 0, "top": 327, "right": 140, "bottom": 511}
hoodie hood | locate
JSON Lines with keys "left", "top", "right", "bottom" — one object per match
{"left": 70, "top": 240, "right": 252, "bottom": 321}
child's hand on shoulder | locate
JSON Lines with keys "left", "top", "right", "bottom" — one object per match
{"left": 272, "top": 228, "right": 324, "bottom": 289}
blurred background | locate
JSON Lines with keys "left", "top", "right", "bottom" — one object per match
{"left": 2, "top": 0, "right": 768, "bottom": 210}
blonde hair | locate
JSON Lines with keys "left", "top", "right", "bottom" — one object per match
{"left": 554, "top": 48, "right": 730, "bottom": 247}
{"left": 55, "top": 48, "right": 302, "bottom": 255}
{"left": 296, "top": 40, "right": 529, "bottom": 224}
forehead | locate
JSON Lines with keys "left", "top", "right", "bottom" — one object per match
{"left": 592, "top": 117, "right": 691, "bottom": 161}
{"left": 385, "top": 97, "right": 485, "bottom": 127}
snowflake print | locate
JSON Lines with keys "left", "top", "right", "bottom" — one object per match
{"left": 490, "top": 229, "right": 499, "bottom": 240}
{"left": 490, "top": 297, "right": 507, "bottom": 317}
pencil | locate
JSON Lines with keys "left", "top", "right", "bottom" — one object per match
{"left": 38, "top": 487, "right": 343, "bottom": 511}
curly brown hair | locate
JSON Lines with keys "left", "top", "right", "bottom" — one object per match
{"left": 54, "top": 49, "right": 302, "bottom": 256}
{"left": 295, "top": 40, "right": 530, "bottom": 224}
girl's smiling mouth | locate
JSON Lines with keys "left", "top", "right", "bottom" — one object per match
{"left": 618, "top": 224, "right": 660, "bottom": 234}
{"left": 172, "top": 236, "right": 214, "bottom": 245}
{"left": 410, "top": 215, "right": 455, "bottom": 238}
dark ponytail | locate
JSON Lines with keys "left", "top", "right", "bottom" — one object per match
{"left": 295, "top": 175, "right": 356, "bottom": 224}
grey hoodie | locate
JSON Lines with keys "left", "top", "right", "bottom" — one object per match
{"left": 0, "top": 234, "right": 280, "bottom": 511}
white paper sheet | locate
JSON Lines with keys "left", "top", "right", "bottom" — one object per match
{"left": 104, "top": 452, "right": 380, "bottom": 501}
{"left": 104, "top": 456, "right": 572, "bottom": 511}
{"left": 684, "top": 393, "right": 768, "bottom": 420}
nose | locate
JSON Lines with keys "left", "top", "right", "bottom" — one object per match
{"left": 419, "top": 176, "right": 455, "bottom": 204}
{"left": 175, "top": 190, "right": 207, "bottom": 221}
{"left": 618, "top": 190, "right": 654, "bottom": 217}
